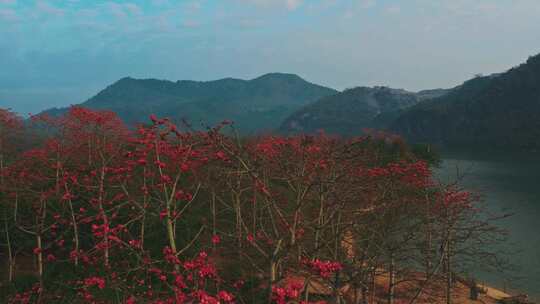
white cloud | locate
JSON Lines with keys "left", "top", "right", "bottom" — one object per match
{"left": 340, "top": 0, "right": 375, "bottom": 20}
{"left": 386, "top": 4, "right": 400, "bottom": 13}
{"left": 182, "top": 19, "right": 200, "bottom": 28}
{"left": 321, "top": 0, "right": 337, "bottom": 7}
{"left": 240, "top": 0, "right": 303, "bottom": 11}
{"left": 0, "top": 0, "right": 16, "bottom": 5}
{"left": 182, "top": 0, "right": 202, "bottom": 12}
{"left": 0, "top": 8, "right": 17, "bottom": 21}
{"left": 286, "top": 0, "right": 302, "bottom": 10}
{"left": 36, "top": 1, "right": 65, "bottom": 17}
{"left": 124, "top": 3, "right": 142, "bottom": 15}
{"left": 385, "top": 4, "right": 401, "bottom": 14}
{"left": 152, "top": 0, "right": 169, "bottom": 6}
{"left": 237, "top": 18, "right": 265, "bottom": 28}
{"left": 359, "top": 0, "right": 376, "bottom": 9}
{"left": 104, "top": 2, "right": 142, "bottom": 19}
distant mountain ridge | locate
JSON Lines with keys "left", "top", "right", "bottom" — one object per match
{"left": 280, "top": 86, "right": 450, "bottom": 136}
{"left": 39, "top": 52, "right": 540, "bottom": 148}
{"left": 391, "top": 53, "right": 540, "bottom": 149}
{"left": 42, "top": 73, "right": 337, "bottom": 133}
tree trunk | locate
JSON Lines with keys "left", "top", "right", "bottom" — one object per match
{"left": 36, "top": 234, "right": 43, "bottom": 284}
{"left": 425, "top": 193, "right": 433, "bottom": 274}
{"left": 66, "top": 187, "right": 79, "bottom": 266}
{"left": 445, "top": 232, "right": 453, "bottom": 304}
{"left": 4, "top": 216, "right": 14, "bottom": 282}
{"left": 335, "top": 271, "right": 342, "bottom": 304}
{"left": 0, "top": 152, "right": 13, "bottom": 282}
{"left": 268, "top": 260, "right": 278, "bottom": 304}
{"left": 388, "top": 255, "right": 395, "bottom": 304}
{"left": 362, "top": 285, "right": 368, "bottom": 304}
{"left": 370, "top": 268, "right": 376, "bottom": 304}
{"left": 98, "top": 166, "right": 110, "bottom": 267}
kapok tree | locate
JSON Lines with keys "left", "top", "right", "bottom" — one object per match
{"left": 0, "top": 108, "right": 24, "bottom": 283}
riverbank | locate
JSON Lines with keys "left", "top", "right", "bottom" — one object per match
{"left": 368, "top": 271, "right": 530, "bottom": 304}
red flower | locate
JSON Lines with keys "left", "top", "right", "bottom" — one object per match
{"left": 233, "top": 280, "right": 245, "bottom": 289}
{"left": 46, "top": 254, "right": 56, "bottom": 262}
{"left": 129, "top": 239, "right": 142, "bottom": 248}
{"left": 160, "top": 209, "right": 168, "bottom": 220}
{"left": 217, "top": 290, "right": 234, "bottom": 302}
{"left": 211, "top": 234, "right": 221, "bottom": 245}
{"left": 215, "top": 151, "right": 228, "bottom": 161}
{"left": 155, "top": 160, "right": 166, "bottom": 168}
{"left": 303, "top": 258, "right": 342, "bottom": 278}
{"left": 84, "top": 276, "right": 106, "bottom": 289}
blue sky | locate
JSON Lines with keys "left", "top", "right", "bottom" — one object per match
{"left": 1, "top": 0, "right": 540, "bottom": 114}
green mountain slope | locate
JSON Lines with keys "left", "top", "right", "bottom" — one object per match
{"left": 391, "top": 53, "right": 540, "bottom": 149}
{"left": 42, "top": 73, "right": 337, "bottom": 133}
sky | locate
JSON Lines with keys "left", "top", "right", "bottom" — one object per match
{"left": 1, "top": 0, "right": 540, "bottom": 114}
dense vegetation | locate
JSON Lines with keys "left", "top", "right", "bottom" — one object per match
{"left": 0, "top": 107, "right": 509, "bottom": 303}
{"left": 280, "top": 87, "right": 449, "bottom": 136}
{"left": 42, "top": 73, "right": 337, "bottom": 134}
{"left": 392, "top": 53, "right": 540, "bottom": 149}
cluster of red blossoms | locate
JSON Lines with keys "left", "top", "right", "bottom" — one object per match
{"left": 302, "top": 259, "right": 343, "bottom": 279}
{"left": 361, "top": 160, "right": 431, "bottom": 188}
{"left": 272, "top": 281, "right": 328, "bottom": 304}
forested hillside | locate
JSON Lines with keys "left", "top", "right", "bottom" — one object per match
{"left": 280, "top": 86, "right": 449, "bottom": 135}
{"left": 392, "top": 53, "right": 540, "bottom": 149}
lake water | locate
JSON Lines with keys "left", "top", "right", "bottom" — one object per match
{"left": 436, "top": 149, "right": 540, "bottom": 300}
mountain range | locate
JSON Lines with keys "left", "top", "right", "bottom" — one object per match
{"left": 39, "top": 52, "right": 540, "bottom": 149}
{"left": 43, "top": 73, "right": 337, "bottom": 133}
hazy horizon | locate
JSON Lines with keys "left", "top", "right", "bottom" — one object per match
{"left": 2, "top": 0, "right": 540, "bottom": 114}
